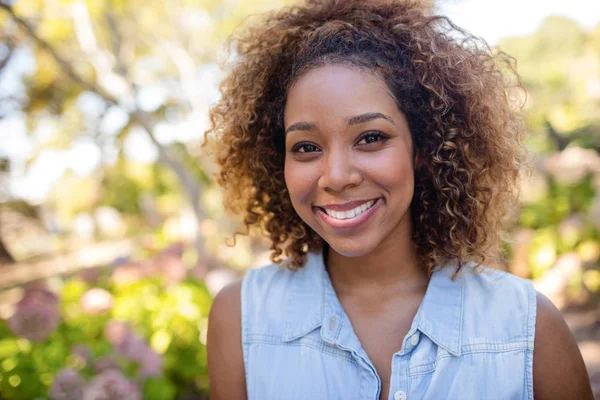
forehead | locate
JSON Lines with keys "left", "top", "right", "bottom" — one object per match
{"left": 284, "top": 64, "right": 399, "bottom": 124}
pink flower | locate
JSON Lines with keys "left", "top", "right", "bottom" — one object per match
{"left": 79, "top": 267, "right": 103, "bottom": 285}
{"left": 8, "top": 288, "right": 60, "bottom": 342}
{"left": 50, "top": 368, "right": 86, "bottom": 400}
{"left": 94, "top": 355, "right": 118, "bottom": 373}
{"left": 111, "top": 263, "right": 149, "bottom": 286}
{"left": 190, "top": 263, "right": 208, "bottom": 281}
{"left": 159, "top": 255, "right": 187, "bottom": 284}
{"left": 83, "top": 370, "right": 141, "bottom": 400}
{"left": 71, "top": 345, "right": 93, "bottom": 367}
{"left": 104, "top": 320, "right": 131, "bottom": 346}
{"left": 162, "top": 242, "right": 184, "bottom": 257}
{"left": 80, "top": 288, "right": 114, "bottom": 315}
{"left": 116, "top": 333, "right": 148, "bottom": 363}
{"left": 103, "top": 320, "right": 163, "bottom": 377}
{"left": 106, "top": 321, "right": 150, "bottom": 362}
{"left": 545, "top": 146, "right": 600, "bottom": 186}
{"left": 139, "top": 349, "right": 164, "bottom": 378}
{"left": 155, "top": 242, "right": 187, "bottom": 283}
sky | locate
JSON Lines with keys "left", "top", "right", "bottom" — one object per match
{"left": 1, "top": 0, "right": 599, "bottom": 203}
{"left": 438, "top": 0, "right": 599, "bottom": 45}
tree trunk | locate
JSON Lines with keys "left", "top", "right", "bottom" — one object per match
{"left": 0, "top": 234, "right": 15, "bottom": 265}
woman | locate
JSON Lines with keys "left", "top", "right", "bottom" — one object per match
{"left": 204, "top": 0, "right": 594, "bottom": 399}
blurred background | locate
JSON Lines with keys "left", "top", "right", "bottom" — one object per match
{"left": 0, "top": 0, "right": 599, "bottom": 398}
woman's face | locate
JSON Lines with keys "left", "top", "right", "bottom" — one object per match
{"left": 284, "top": 64, "right": 415, "bottom": 257}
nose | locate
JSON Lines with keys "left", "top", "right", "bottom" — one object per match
{"left": 317, "top": 147, "right": 363, "bottom": 192}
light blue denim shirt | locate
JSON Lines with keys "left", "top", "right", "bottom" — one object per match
{"left": 241, "top": 250, "right": 537, "bottom": 400}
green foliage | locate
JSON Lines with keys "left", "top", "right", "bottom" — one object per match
{"left": 520, "top": 175, "right": 596, "bottom": 229}
{"left": 500, "top": 17, "right": 600, "bottom": 138}
{"left": 501, "top": 17, "right": 600, "bottom": 299}
{"left": 144, "top": 377, "right": 177, "bottom": 400}
{"left": 0, "top": 271, "right": 213, "bottom": 399}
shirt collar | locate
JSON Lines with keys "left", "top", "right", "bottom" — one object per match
{"left": 283, "top": 251, "right": 326, "bottom": 342}
{"left": 412, "top": 265, "right": 464, "bottom": 355}
{"left": 282, "top": 250, "right": 464, "bottom": 356}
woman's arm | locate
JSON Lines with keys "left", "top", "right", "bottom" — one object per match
{"left": 533, "top": 291, "right": 594, "bottom": 399}
{"left": 207, "top": 280, "right": 248, "bottom": 400}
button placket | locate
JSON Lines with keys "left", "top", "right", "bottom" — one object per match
{"left": 394, "top": 390, "right": 407, "bottom": 400}
{"left": 390, "top": 331, "right": 420, "bottom": 400}
{"left": 410, "top": 333, "right": 419, "bottom": 347}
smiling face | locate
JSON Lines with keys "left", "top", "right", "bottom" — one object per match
{"left": 283, "top": 64, "right": 415, "bottom": 258}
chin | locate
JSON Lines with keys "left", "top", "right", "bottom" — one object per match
{"left": 323, "top": 236, "right": 380, "bottom": 258}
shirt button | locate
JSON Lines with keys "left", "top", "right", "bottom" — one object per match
{"left": 394, "top": 390, "right": 407, "bottom": 400}
{"left": 329, "top": 316, "right": 336, "bottom": 331}
{"left": 410, "top": 333, "right": 419, "bottom": 346}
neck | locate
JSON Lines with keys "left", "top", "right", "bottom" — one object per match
{"left": 324, "top": 219, "right": 428, "bottom": 300}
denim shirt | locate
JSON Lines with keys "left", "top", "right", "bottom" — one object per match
{"left": 241, "top": 250, "right": 537, "bottom": 400}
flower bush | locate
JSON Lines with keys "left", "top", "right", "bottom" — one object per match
{"left": 514, "top": 146, "right": 600, "bottom": 302}
{"left": 0, "top": 255, "right": 213, "bottom": 400}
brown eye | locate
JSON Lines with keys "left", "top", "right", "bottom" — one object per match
{"left": 292, "top": 143, "right": 320, "bottom": 153}
{"left": 356, "top": 131, "right": 388, "bottom": 146}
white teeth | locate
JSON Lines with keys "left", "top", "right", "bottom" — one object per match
{"left": 323, "top": 199, "right": 376, "bottom": 220}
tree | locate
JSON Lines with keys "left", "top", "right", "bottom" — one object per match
{"left": 0, "top": 157, "right": 14, "bottom": 264}
{"left": 498, "top": 16, "right": 600, "bottom": 152}
{"left": 0, "top": 0, "right": 288, "bottom": 263}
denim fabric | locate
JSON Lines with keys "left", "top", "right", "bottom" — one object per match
{"left": 241, "top": 250, "right": 536, "bottom": 400}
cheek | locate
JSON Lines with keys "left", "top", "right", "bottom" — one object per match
{"left": 284, "top": 161, "right": 317, "bottom": 207}
{"left": 387, "top": 161, "right": 414, "bottom": 191}
{"left": 361, "top": 148, "right": 414, "bottom": 192}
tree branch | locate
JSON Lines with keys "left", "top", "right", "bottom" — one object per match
{"left": 0, "top": 36, "right": 15, "bottom": 75}
{"left": 1, "top": 2, "right": 211, "bottom": 261}
{"left": 545, "top": 119, "right": 569, "bottom": 151}
{"left": 0, "top": 2, "right": 118, "bottom": 104}
{"left": 0, "top": 236, "right": 15, "bottom": 265}
{"left": 104, "top": 9, "right": 129, "bottom": 78}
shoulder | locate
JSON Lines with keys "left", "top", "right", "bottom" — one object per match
{"left": 457, "top": 265, "right": 535, "bottom": 307}
{"left": 207, "top": 277, "right": 244, "bottom": 347}
{"left": 207, "top": 279, "right": 246, "bottom": 400}
{"left": 209, "top": 278, "right": 243, "bottom": 328}
{"left": 457, "top": 264, "right": 532, "bottom": 295}
{"left": 206, "top": 262, "right": 301, "bottom": 390}
{"left": 452, "top": 265, "right": 536, "bottom": 344}
{"left": 208, "top": 279, "right": 243, "bottom": 350}
{"left": 454, "top": 267, "right": 593, "bottom": 398}
{"left": 241, "top": 263, "right": 300, "bottom": 327}
{"left": 533, "top": 291, "right": 593, "bottom": 399}
{"left": 242, "top": 262, "right": 297, "bottom": 293}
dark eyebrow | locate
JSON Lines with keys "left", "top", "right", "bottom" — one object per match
{"left": 285, "top": 112, "right": 394, "bottom": 136}
{"left": 347, "top": 112, "right": 395, "bottom": 126}
{"left": 285, "top": 121, "right": 317, "bottom": 135}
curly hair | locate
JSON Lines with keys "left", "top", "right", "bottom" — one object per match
{"left": 202, "top": 0, "right": 527, "bottom": 274}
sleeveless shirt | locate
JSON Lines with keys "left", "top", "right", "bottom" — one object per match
{"left": 241, "top": 250, "right": 537, "bottom": 400}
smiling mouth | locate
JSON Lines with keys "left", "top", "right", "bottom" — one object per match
{"left": 313, "top": 197, "right": 383, "bottom": 219}
{"left": 313, "top": 197, "right": 383, "bottom": 229}
{"left": 319, "top": 199, "right": 376, "bottom": 220}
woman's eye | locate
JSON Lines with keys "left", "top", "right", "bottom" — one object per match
{"left": 356, "top": 131, "right": 387, "bottom": 146}
{"left": 292, "top": 143, "right": 320, "bottom": 153}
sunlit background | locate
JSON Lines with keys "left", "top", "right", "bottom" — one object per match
{"left": 0, "top": 0, "right": 599, "bottom": 398}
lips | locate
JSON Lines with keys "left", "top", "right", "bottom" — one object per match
{"left": 316, "top": 198, "right": 380, "bottom": 212}
{"left": 314, "top": 197, "right": 383, "bottom": 230}
{"left": 320, "top": 199, "right": 376, "bottom": 220}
